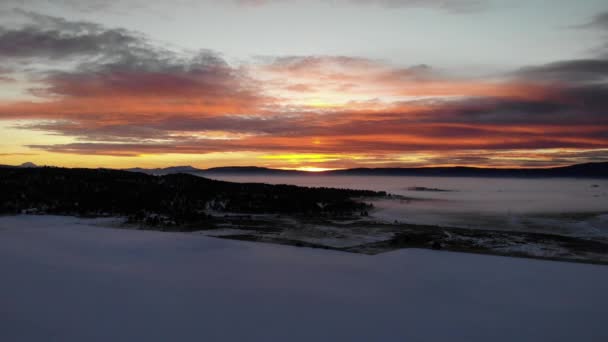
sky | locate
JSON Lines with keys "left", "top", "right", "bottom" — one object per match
{"left": 0, "top": 0, "right": 607, "bottom": 170}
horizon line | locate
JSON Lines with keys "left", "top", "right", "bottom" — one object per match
{"left": 5, "top": 161, "right": 607, "bottom": 172}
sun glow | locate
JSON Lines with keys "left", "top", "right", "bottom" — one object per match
{"left": 260, "top": 153, "right": 341, "bottom": 163}
{"left": 305, "top": 99, "right": 343, "bottom": 108}
{"left": 284, "top": 166, "right": 338, "bottom": 172}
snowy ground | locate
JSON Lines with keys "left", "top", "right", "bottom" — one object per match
{"left": 1, "top": 215, "right": 607, "bottom": 342}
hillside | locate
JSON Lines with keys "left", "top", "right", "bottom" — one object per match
{"left": 0, "top": 167, "right": 384, "bottom": 227}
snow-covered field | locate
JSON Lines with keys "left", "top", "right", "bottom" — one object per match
{"left": 1, "top": 215, "right": 607, "bottom": 342}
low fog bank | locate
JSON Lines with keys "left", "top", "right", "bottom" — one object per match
{"left": 207, "top": 175, "right": 608, "bottom": 238}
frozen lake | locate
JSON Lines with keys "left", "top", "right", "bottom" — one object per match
{"left": 204, "top": 174, "right": 608, "bottom": 238}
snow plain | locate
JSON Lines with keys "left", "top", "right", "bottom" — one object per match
{"left": 1, "top": 215, "right": 607, "bottom": 342}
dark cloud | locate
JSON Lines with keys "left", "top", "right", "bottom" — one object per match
{"left": 571, "top": 11, "right": 608, "bottom": 57}
{"left": 35, "top": 51, "right": 260, "bottom": 105}
{"left": 0, "top": 10, "right": 265, "bottom": 114}
{"left": 0, "top": 9, "right": 150, "bottom": 64}
{"left": 576, "top": 11, "right": 608, "bottom": 31}
{"left": 515, "top": 59, "right": 608, "bottom": 83}
{"left": 265, "top": 55, "right": 377, "bottom": 72}
{"left": 0, "top": 1, "right": 141, "bottom": 13}
{"left": 0, "top": 26, "right": 141, "bottom": 60}
{"left": 150, "top": 115, "right": 309, "bottom": 135}
{"left": 12, "top": 9, "right": 106, "bottom": 31}
{"left": 420, "top": 85, "right": 608, "bottom": 126}
{"left": 501, "top": 52, "right": 608, "bottom": 135}
{"left": 18, "top": 114, "right": 308, "bottom": 143}
{"left": 421, "top": 149, "right": 608, "bottom": 168}
{"left": 17, "top": 121, "right": 170, "bottom": 143}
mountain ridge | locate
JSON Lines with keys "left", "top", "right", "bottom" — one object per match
{"left": 3, "top": 162, "right": 607, "bottom": 178}
{"left": 126, "top": 162, "right": 608, "bottom": 178}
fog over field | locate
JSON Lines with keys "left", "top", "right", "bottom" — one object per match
{"left": 206, "top": 174, "right": 608, "bottom": 238}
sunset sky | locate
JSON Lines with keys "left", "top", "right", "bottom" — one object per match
{"left": 0, "top": 0, "right": 607, "bottom": 170}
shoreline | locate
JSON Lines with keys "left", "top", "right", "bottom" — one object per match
{"left": 3, "top": 213, "right": 606, "bottom": 265}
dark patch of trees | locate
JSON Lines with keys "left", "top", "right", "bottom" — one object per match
{"left": 0, "top": 167, "right": 384, "bottom": 225}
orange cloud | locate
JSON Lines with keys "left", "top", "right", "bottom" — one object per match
{"left": 0, "top": 41, "right": 607, "bottom": 168}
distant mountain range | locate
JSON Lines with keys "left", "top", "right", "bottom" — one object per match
{"left": 126, "top": 166, "right": 301, "bottom": 175}
{"left": 0, "top": 162, "right": 38, "bottom": 168}
{"left": 3, "top": 161, "right": 607, "bottom": 178}
{"left": 124, "top": 162, "right": 608, "bottom": 179}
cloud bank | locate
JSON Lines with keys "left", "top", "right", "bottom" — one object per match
{"left": 0, "top": 9, "right": 606, "bottom": 168}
